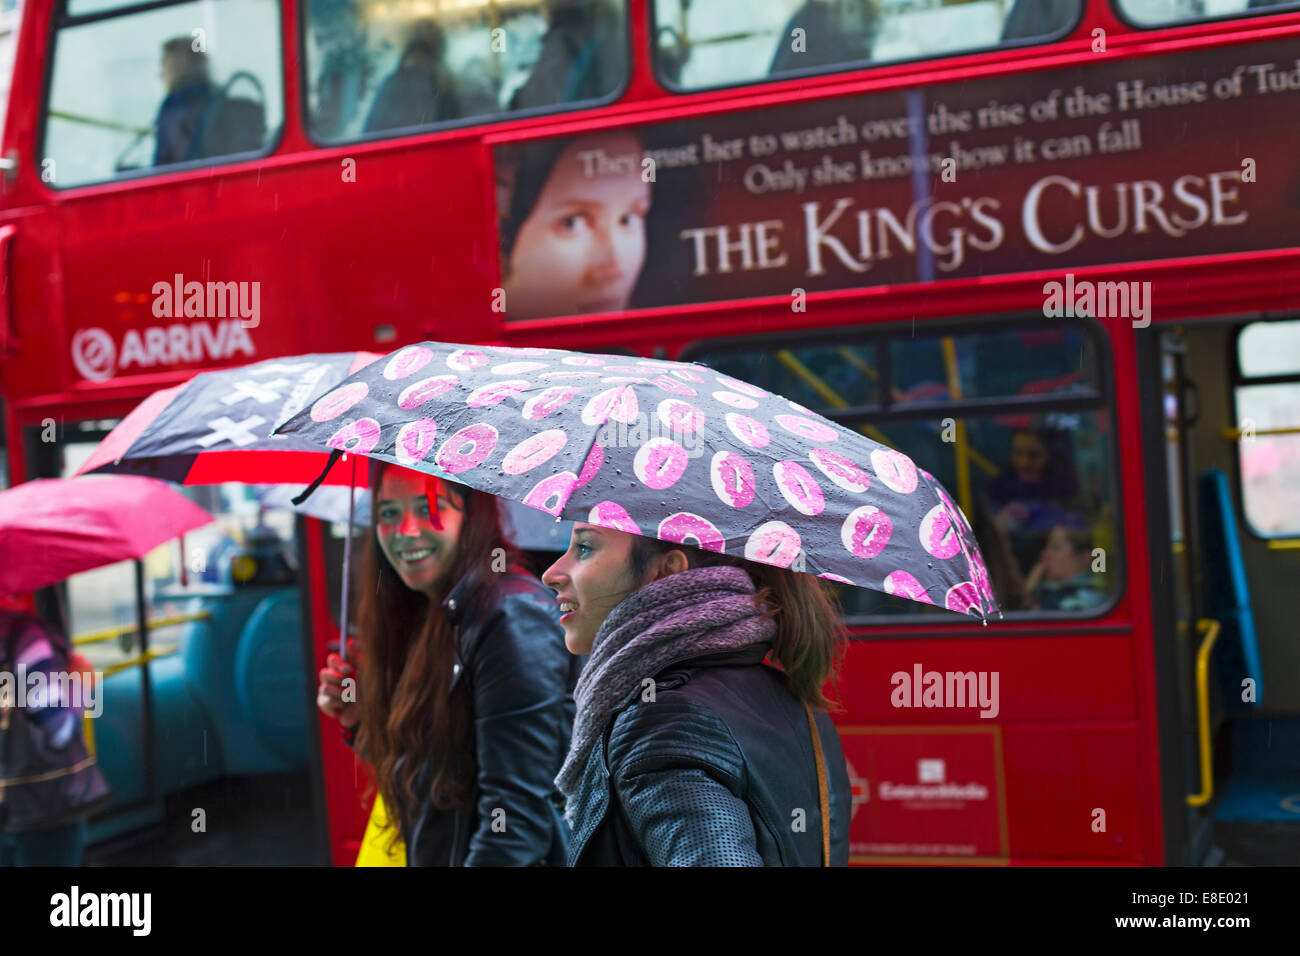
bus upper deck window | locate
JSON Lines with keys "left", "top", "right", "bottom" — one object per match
{"left": 653, "top": 0, "right": 1081, "bottom": 91}
{"left": 42, "top": 0, "right": 283, "bottom": 188}
{"left": 303, "top": 0, "right": 630, "bottom": 144}
{"left": 1114, "top": 0, "right": 1299, "bottom": 28}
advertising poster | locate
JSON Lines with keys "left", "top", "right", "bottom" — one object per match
{"left": 493, "top": 39, "right": 1300, "bottom": 320}
{"left": 841, "top": 726, "right": 1009, "bottom": 863}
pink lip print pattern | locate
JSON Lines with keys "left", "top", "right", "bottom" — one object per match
{"left": 446, "top": 349, "right": 489, "bottom": 371}
{"left": 725, "top": 413, "right": 770, "bottom": 448}
{"left": 775, "top": 414, "right": 838, "bottom": 442}
{"left": 524, "top": 472, "right": 578, "bottom": 517}
{"left": 945, "top": 582, "right": 982, "bottom": 615}
{"left": 328, "top": 417, "right": 381, "bottom": 454}
{"left": 492, "top": 361, "right": 548, "bottom": 375}
{"left": 710, "top": 451, "right": 755, "bottom": 508}
{"left": 522, "top": 385, "right": 579, "bottom": 420}
{"left": 716, "top": 375, "right": 767, "bottom": 399}
{"left": 745, "top": 521, "right": 802, "bottom": 568}
{"left": 657, "top": 399, "right": 705, "bottom": 434}
{"left": 870, "top": 449, "right": 918, "bottom": 494}
{"left": 634, "top": 437, "right": 689, "bottom": 491}
{"left": 774, "top": 461, "right": 825, "bottom": 516}
{"left": 575, "top": 442, "right": 604, "bottom": 490}
{"left": 502, "top": 429, "right": 567, "bottom": 475}
{"left": 398, "top": 375, "right": 459, "bottom": 411}
{"left": 658, "top": 512, "right": 725, "bottom": 553}
{"left": 809, "top": 448, "right": 871, "bottom": 494}
{"left": 582, "top": 386, "right": 639, "bottom": 426}
{"left": 467, "top": 379, "right": 530, "bottom": 407}
{"left": 311, "top": 382, "right": 369, "bottom": 422}
{"left": 435, "top": 423, "right": 498, "bottom": 475}
{"left": 588, "top": 501, "right": 639, "bottom": 533}
{"left": 394, "top": 418, "right": 437, "bottom": 465}
{"left": 713, "top": 391, "right": 759, "bottom": 410}
{"left": 919, "top": 504, "right": 962, "bottom": 559}
{"left": 884, "top": 569, "right": 934, "bottom": 604}
{"left": 274, "top": 342, "right": 999, "bottom": 622}
{"left": 384, "top": 345, "right": 434, "bottom": 380}
{"left": 841, "top": 505, "right": 893, "bottom": 559}
{"left": 653, "top": 375, "right": 697, "bottom": 397}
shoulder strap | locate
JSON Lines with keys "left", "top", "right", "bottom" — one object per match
{"left": 804, "top": 702, "right": 830, "bottom": 867}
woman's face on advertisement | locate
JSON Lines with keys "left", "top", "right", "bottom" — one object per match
{"left": 542, "top": 524, "right": 644, "bottom": 655}
{"left": 375, "top": 467, "right": 465, "bottom": 599}
{"left": 505, "top": 133, "right": 650, "bottom": 320}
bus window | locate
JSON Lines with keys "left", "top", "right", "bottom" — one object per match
{"left": 302, "top": 0, "right": 629, "bottom": 143}
{"left": 686, "top": 320, "right": 1120, "bottom": 620}
{"left": 653, "top": 0, "right": 1081, "bottom": 91}
{"left": 1234, "top": 319, "right": 1300, "bottom": 537}
{"left": 696, "top": 342, "right": 881, "bottom": 415}
{"left": 1114, "top": 0, "right": 1299, "bottom": 28}
{"left": 42, "top": 0, "right": 283, "bottom": 188}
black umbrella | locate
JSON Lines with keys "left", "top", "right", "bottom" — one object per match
{"left": 275, "top": 342, "right": 997, "bottom": 620}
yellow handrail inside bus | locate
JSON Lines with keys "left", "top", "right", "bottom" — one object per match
{"left": 774, "top": 350, "right": 893, "bottom": 446}
{"left": 99, "top": 647, "right": 178, "bottom": 679}
{"left": 940, "top": 336, "right": 973, "bottom": 521}
{"left": 72, "top": 611, "right": 210, "bottom": 647}
{"left": 834, "top": 345, "right": 998, "bottom": 475}
{"left": 47, "top": 109, "right": 152, "bottom": 136}
{"left": 1266, "top": 539, "right": 1300, "bottom": 551}
{"left": 1220, "top": 425, "right": 1300, "bottom": 439}
{"left": 1186, "top": 618, "right": 1222, "bottom": 808}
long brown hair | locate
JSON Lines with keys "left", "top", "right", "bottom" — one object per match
{"left": 354, "top": 459, "right": 523, "bottom": 846}
{"left": 627, "top": 537, "right": 846, "bottom": 710}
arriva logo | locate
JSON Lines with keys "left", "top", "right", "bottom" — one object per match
{"left": 71, "top": 320, "right": 257, "bottom": 382}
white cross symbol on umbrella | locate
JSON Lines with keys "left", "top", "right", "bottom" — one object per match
{"left": 221, "top": 378, "right": 291, "bottom": 406}
{"left": 196, "top": 414, "right": 267, "bottom": 447}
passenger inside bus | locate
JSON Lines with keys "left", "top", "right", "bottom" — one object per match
{"left": 363, "top": 21, "right": 462, "bottom": 133}
{"left": 999, "top": 0, "right": 1077, "bottom": 42}
{"left": 987, "top": 427, "right": 1085, "bottom": 567}
{"left": 1024, "top": 523, "right": 1108, "bottom": 613}
{"left": 509, "top": 0, "right": 627, "bottom": 111}
{"left": 152, "top": 38, "right": 217, "bottom": 167}
{"left": 152, "top": 37, "right": 267, "bottom": 168}
{"left": 768, "top": 0, "right": 879, "bottom": 75}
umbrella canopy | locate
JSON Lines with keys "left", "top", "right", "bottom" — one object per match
{"left": 0, "top": 476, "right": 214, "bottom": 595}
{"left": 74, "top": 352, "right": 382, "bottom": 487}
{"left": 274, "top": 342, "right": 998, "bottom": 621}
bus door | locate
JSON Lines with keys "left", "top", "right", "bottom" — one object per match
{"left": 1154, "top": 319, "right": 1300, "bottom": 865}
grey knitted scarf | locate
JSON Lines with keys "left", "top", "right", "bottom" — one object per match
{"left": 555, "top": 564, "right": 777, "bottom": 811}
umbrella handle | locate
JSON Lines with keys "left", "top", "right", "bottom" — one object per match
{"left": 338, "top": 454, "right": 357, "bottom": 665}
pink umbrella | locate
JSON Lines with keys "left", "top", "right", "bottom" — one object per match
{"left": 0, "top": 476, "right": 213, "bottom": 596}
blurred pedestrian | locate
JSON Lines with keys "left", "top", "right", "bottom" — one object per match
{"left": 543, "top": 525, "right": 851, "bottom": 866}
{"left": 317, "top": 461, "right": 577, "bottom": 865}
{"left": 0, "top": 603, "right": 111, "bottom": 866}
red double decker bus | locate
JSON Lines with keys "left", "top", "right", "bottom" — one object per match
{"left": 1, "top": 0, "right": 1298, "bottom": 865}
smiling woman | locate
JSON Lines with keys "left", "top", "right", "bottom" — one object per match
{"left": 315, "top": 459, "right": 580, "bottom": 866}
{"left": 542, "top": 523, "right": 852, "bottom": 866}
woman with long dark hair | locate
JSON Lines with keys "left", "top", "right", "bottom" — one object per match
{"left": 317, "top": 460, "right": 578, "bottom": 866}
{"left": 541, "top": 524, "right": 851, "bottom": 866}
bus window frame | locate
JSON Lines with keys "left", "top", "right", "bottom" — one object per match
{"left": 38, "top": 0, "right": 287, "bottom": 192}
{"left": 648, "top": 0, "right": 1086, "bottom": 97}
{"left": 1108, "top": 0, "right": 1300, "bottom": 32}
{"left": 678, "top": 312, "right": 1127, "bottom": 626}
{"left": 1229, "top": 316, "right": 1300, "bottom": 540}
{"left": 295, "top": 0, "right": 635, "bottom": 150}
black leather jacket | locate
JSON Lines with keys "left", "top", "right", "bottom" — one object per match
{"left": 566, "top": 643, "right": 850, "bottom": 866}
{"left": 347, "top": 567, "right": 580, "bottom": 866}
